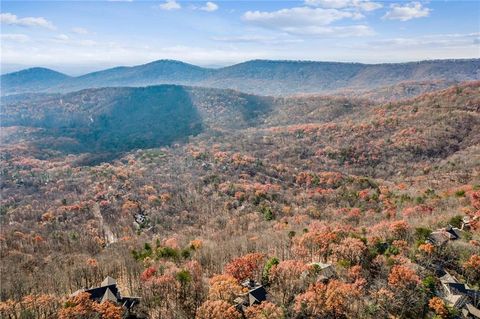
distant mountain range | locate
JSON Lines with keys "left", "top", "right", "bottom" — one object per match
{"left": 2, "top": 59, "right": 479, "bottom": 96}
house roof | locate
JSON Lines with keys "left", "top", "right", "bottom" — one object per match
{"left": 465, "top": 303, "right": 480, "bottom": 318}
{"left": 429, "top": 232, "right": 450, "bottom": 246}
{"left": 248, "top": 286, "right": 267, "bottom": 305}
{"left": 85, "top": 285, "right": 119, "bottom": 302}
{"left": 445, "top": 293, "right": 469, "bottom": 308}
{"left": 101, "top": 288, "right": 118, "bottom": 303}
{"left": 440, "top": 272, "right": 458, "bottom": 284}
{"left": 440, "top": 271, "right": 480, "bottom": 312}
{"left": 445, "top": 226, "right": 461, "bottom": 239}
{"left": 101, "top": 276, "right": 117, "bottom": 287}
{"left": 234, "top": 297, "right": 246, "bottom": 306}
{"left": 309, "top": 262, "right": 331, "bottom": 268}
{"left": 70, "top": 289, "right": 85, "bottom": 297}
{"left": 466, "top": 290, "right": 480, "bottom": 303}
{"left": 447, "top": 282, "right": 469, "bottom": 295}
{"left": 241, "top": 279, "right": 258, "bottom": 289}
{"left": 70, "top": 276, "right": 140, "bottom": 310}
{"left": 309, "top": 262, "right": 333, "bottom": 270}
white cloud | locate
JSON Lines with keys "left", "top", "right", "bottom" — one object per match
{"left": 55, "top": 34, "right": 70, "bottom": 41}
{"left": 158, "top": 0, "right": 181, "bottom": 11}
{"left": 72, "top": 27, "right": 88, "bottom": 35}
{"left": 283, "top": 24, "right": 374, "bottom": 36}
{"left": 383, "top": 2, "right": 431, "bottom": 21}
{"left": 0, "top": 12, "right": 55, "bottom": 29}
{"left": 78, "top": 40, "right": 97, "bottom": 46}
{"left": 200, "top": 2, "right": 218, "bottom": 12}
{"left": 243, "top": 7, "right": 363, "bottom": 27}
{"left": 213, "top": 35, "right": 275, "bottom": 42}
{"left": 1, "top": 33, "right": 30, "bottom": 42}
{"left": 212, "top": 35, "right": 304, "bottom": 44}
{"left": 305, "top": 0, "right": 382, "bottom": 11}
{"left": 369, "top": 32, "right": 480, "bottom": 48}
{"left": 242, "top": 6, "right": 371, "bottom": 36}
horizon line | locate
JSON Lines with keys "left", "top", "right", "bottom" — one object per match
{"left": 2, "top": 56, "right": 479, "bottom": 77}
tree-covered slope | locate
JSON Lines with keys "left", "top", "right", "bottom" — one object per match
{"left": 0, "top": 85, "right": 274, "bottom": 153}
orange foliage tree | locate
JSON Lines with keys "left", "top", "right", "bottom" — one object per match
{"left": 0, "top": 294, "right": 60, "bottom": 319}
{"left": 244, "top": 301, "right": 284, "bottom": 319}
{"left": 142, "top": 274, "right": 180, "bottom": 318}
{"left": 463, "top": 254, "right": 480, "bottom": 284}
{"left": 294, "top": 280, "right": 362, "bottom": 318}
{"left": 429, "top": 297, "right": 449, "bottom": 318}
{"left": 207, "top": 274, "right": 245, "bottom": 303}
{"left": 292, "top": 227, "right": 337, "bottom": 262}
{"left": 385, "top": 265, "right": 425, "bottom": 318}
{"left": 225, "top": 253, "right": 265, "bottom": 282}
{"left": 195, "top": 300, "right": 241, "bottom": 319}
{"left": 58, "top": 292, "right": 123, "bottom": 319}
{"left": 331, "top": 237, "right": 367, "bottom": 265}
{"left": 269, "top": 260, "right": 310, "bottom": 305}
{"left": 388, "top": 265, "right": 420, "bottom": 289}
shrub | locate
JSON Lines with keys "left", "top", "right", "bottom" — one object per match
{"left": 455, "top": 190, "right": 465, "bottom": 197}
{"left": 156, "top": 246, "right": 180, "bottom": 259}
{"left": 448, "top": 215, "right": 463, "bottom": 228}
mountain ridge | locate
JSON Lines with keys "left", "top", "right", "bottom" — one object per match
{"left": 5, "top": 57, "right": 480, "bottom": 77}
{"left": 2, "top": 58, "right": 479, "bottom": 96}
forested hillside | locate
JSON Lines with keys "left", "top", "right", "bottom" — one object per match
{"left": 1, "top": 85, "right": 273, "bottom": 154}
{"left": 0, "top": 82, "right": 479, "bottom": 318}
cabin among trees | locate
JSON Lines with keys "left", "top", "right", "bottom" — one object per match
{"left": 234, "top": 279, "right": 268, "bottom": 312}
{"left": 439, "top": 272, "right": 480, "bottom": 318}
{"left": 428, "top": 225, "right": 463, "bottom": 246}
{"left": 308, "top": 262, "right": 336, "bottom": 281}
{"left": 71, "top": 277, "right": 140, "bottom": 313}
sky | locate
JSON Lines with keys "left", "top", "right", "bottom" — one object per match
{"left": 1, "top": 0, "right": 479, "bottom": 75}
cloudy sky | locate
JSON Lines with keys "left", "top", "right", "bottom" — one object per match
{"left": 1, "top": 0, "right": 479, "bottom": 74}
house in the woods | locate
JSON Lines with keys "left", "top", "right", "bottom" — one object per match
{"left": 439, "top": 272, "right": 480, "bottom": 318}
{"left": 133, "top": 212, "right": 151, "bottom": 230}
{"left": 428, "top": 225, "right": 463, "bottom": 246}
{"left": 134, "top": 213, "right": 146, "bottom": 225}
{"left": 71, "top": 276, "right": 140, "bottom": 311}
{"left": 309, "top": 262, "right": 336, "bottom": 281}
{"left": 234, "top": 279, "right": 268, "bottom": 311}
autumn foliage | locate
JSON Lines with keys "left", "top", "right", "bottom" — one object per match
{"left": 207, "top": 274, "right": 245, "bottom": 303}
{"left": 429, "top": 297, "right": 449, "bottom": 318}
{"left": 225, "top": 253, "right": 265, "bottom": 282}
{"left": 58, "top": 292, "right": 123, "bottom": 319}
{"left": 195, "top": 300, "right": 241, "bottom": 319}
{"left": 1, "top": 83, "right": 479, "bottom": 319}
{"left": 244, "top": 301, "right": 284, "bottom": 319}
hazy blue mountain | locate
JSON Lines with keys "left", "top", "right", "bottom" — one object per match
{"left": 59, "top": 60, "right": 212, "bottom": 91}
{"left": 202, "top": 59, "right": 480, "bottom": 95}
{"left": 1, "top": 67, "right": 71, "bottom": 95}
{"left": 2, "top": 59, "right": 479, "bottom": 96}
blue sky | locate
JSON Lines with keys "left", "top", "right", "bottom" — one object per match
{"left": 1, "top": 0, "right": 479, "bottom": 75}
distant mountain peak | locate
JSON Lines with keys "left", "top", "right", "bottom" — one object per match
{"left": 3, "top": 67, "right": 69, "bottom": 77}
